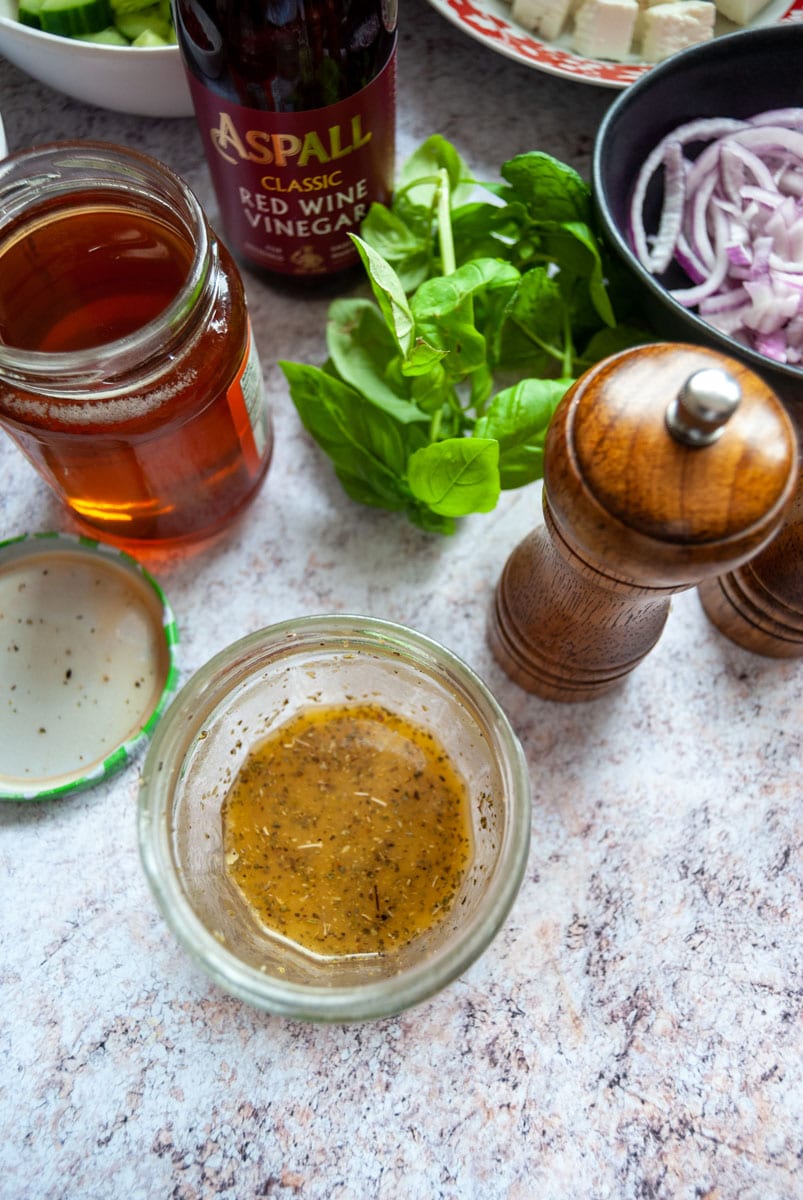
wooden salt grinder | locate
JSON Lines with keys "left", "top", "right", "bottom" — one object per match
{"left": 488, "top": 344, "right": 798, "bottom": 701}
{"left": 698, "top": 400, "right": 803, "bottom": 658}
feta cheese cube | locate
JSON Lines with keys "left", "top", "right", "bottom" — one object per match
{"left": 714, "top": 0, "right": 772, "bottom": 22}
{"left": 572, "top": 0, "right": 638, "bottom": 60}
{"left": 640, "top": 0, "right": 715, "bottom": 61}
{"left": 633, "top": 0, "right": 673, "bottom": 45}
{"left": 513, "top": 0, "right": 577, "bottom": 39}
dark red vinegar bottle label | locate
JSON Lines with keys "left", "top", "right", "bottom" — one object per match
{"left": 187, "top": 51, "right": 396, "bottom": 278}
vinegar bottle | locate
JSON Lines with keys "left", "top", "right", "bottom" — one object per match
{"left": 174, "top": 0, "right": 398, "bottom": 284}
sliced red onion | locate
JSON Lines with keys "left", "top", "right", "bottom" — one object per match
{"left": 628, "top": 118, "right": 746, "bottom": 270}
{"left": 718, "top": 125, "right": 803, "bottom": 159}
{"left": 674, "top": 233, "right": 708, "bottom": 284}
{"left": 648, "top": 141, "right": 686, "bottom": 274}
{"left": 699, "top": 287, "right": 751, "bottom": 315}
{"left": 741, "top": 280, "right": 799, "bottom": 333}
{"left": 721, "top": 142, "right": 776, "bottom": 195}
{"left": 686, "top": 169, "right": 719, "bottom": 269}
{"left": 630, "top": 108, "right": 803, "bottom": 366}
{"left": 771, "top": 268, "right": 803, "bottom": 291}
{"left": 704, "top": 306, "right": 753, "bottom": 336}
{"left": 726, "top": 242, "right": 751, "bottom": 269}
{"left": 741, "top": 184, "right": 785, "bottom": 209}
{"left": 751, "top": 235, "right": 773, "bottom": 277}
{"left": 670, "top": 205, "right": 731, "bottom": 305}
{"left": 778, "top": 168, "right": 803, "bottom": 198}
{"left": 755, "top": 331, "right": 788, "bottom": 362}
{"left": 752, "top": 109, "right": 803, "bottom": 130}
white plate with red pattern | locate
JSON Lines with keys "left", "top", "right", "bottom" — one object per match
{"left": 425, "top": 0, "right": 803, "bottom": 88}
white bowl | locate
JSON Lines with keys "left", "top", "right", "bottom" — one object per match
{"left": 0, "top": 0, "right": 193, "bottom": 118}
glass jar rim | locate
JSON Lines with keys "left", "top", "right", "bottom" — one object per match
{"left": 137, "top": 614, "right": 532, "bottom": 1022}
{"left": 0, "top": 140, "right": 211, "bottom": 390}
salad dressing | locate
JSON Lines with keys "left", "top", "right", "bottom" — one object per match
{"left": 221, "top": 703, "right": 473, "bottom": 958}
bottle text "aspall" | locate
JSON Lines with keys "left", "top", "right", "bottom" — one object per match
{"left": 210, "top": 115, "right": 373, "bottom": 167}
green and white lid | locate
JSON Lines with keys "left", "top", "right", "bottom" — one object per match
{"left": 0, "top": 531, "right": 179, "bottom": 801}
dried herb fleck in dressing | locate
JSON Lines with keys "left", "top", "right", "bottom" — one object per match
{"left": 221, "top": 703, "right": 473, "bottom": 958}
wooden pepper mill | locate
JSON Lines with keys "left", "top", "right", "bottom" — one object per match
{"left": 697, "top": 403, "right": 803, "bottom": 658}
{"left": 488, "top": 343, "right": 798, "bottom": 701}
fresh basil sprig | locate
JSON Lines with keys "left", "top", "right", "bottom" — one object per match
{"left": 280, "top": 135, "right": 648, "bottom": 534}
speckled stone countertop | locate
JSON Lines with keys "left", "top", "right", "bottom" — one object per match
{"left": 1, "top": 5, "right": 801, "bottom": 1198}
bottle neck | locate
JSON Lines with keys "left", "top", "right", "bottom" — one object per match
{"left": 0, "top": 142, "right": 215, "bottom": 399}
{"left": 175, "top": 0, "right": 398, "bottom": 112}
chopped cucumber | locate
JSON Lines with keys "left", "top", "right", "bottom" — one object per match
{"left": 39, "top": 0, "right": 112, "bottom": 36}
{"left": 110, "top": 0, "right": 159, "bottom": 12}
{"left": 76, "top": 23, "right": 128, "bottom": 42}
{"left": 15, "top": 0, "right": 176, "bottom": 44}
{"left": 131, "top": 27, "right": 167, "bottom": 44}
{"left": 114, "top": 6, "right": 171, "bottom": 41}
{"left": 18, "top": 0, "right": 45, "bottom": 29}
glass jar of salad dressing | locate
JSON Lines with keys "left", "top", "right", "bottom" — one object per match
{"left": 137, "top": 615, "right": 532, "bottom": 1022}
{"left": 0, "top": 141, "right": 272, "bottom": 550}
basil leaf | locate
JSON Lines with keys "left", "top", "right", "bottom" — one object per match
{"left": 407, "top": 503, "right": 456, "bottom": 536}
{"left": 508, "top": 266, "right": 565, "bottom": 352}
{"left": 326, "top": 299, "right": 429, "bottom": 424}
{"left": 409, "top": 362, "right": 456, "bottom": 416}
{"left": 555, "top": 221, "right": 616, "bottom": 328}
{"left": 402, "top": 340, "right": 449, "bottom": 377}
{"left": 407, "top": 437, "right": 500, "bottom": 516}
{"left": 358, "top": 205, "right": 425, "bottom": 259}
{"left": 398, "top": 134, "right": 475, "bottom": 211}
{"left": 581, "top": 323, "right": 653, "bottom": 363}
{"left": 359, "top": 204, "right": 432, "bottom": 292}
{"left": 500, "top": 152, "right": 592, "bottom": 224}
{"left": 335, "top": 467, "right": 408, "bottom": 512}
{"left": 469, "top": 361, "right": 494, "bottom": 414}
{"left": 280, "top": 360, "right": 425, "bottom": 488}
{"left": 336, "top": 469, "right": 457, "bottom": 536}
{"left": 451, "top": 201, "right": 516, "bottom": 265}
{"left": 351, "top": 234, "right": 415, "bottom": 357}
{"left": 475, "top": 378, "right": 570, "bottom": 489}
{"left": 409, "top": 258, "right": 520, "bottom": 378}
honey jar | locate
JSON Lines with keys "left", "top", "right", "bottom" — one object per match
{"left": 0, "top": 141, "right": 273, "bottom": 549}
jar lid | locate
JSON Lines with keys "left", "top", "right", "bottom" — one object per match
{"left": 0, "top": 532, "right": 179, "bottom": 801}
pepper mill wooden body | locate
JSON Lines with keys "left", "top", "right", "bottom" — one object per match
{"left": 488, "top": 344, "right": 798, "bottom": 701}
{"left": 698, "top": 400, "right": 803, "bottom": 657}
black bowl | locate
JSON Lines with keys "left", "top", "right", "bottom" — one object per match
{"left": 593, "top": 24, "right": 803, "bottom": 408}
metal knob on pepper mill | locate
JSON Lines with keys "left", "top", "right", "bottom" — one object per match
{"left": 488, "top": 343, "right": 798, "bottom": 702}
